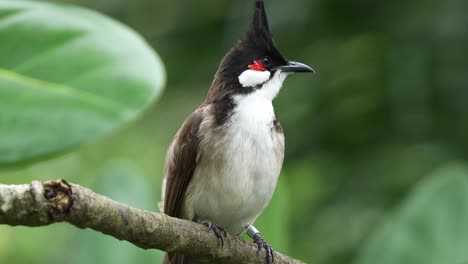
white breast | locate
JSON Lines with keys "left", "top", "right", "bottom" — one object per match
{"left": 183, "top": 91, "right": 285, "bottom": 235}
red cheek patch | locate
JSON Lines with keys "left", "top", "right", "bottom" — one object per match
{"left": 248, "top": 60, "right": 266, "bottom": 71}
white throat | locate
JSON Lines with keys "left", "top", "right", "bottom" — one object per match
{"left": 238, "top": 70, "right": 288, "bottom": 101}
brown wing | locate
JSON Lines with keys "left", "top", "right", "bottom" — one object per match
{"left": 163, "top": 107, "right": 204, "bottom": 218}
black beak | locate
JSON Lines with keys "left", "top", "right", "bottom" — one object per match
{"left": 280, "top": 61, "right": 315, "bottom": 73}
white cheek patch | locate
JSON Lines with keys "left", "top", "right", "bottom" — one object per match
{"left": 238, "top": 69, "right": 271, "bottom": 88}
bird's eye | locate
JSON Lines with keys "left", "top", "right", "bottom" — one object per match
{"left": 260, "top": 56, "right": 271, "bottom": 66}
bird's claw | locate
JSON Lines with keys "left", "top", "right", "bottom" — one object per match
{"left": 197, "top": 219, "right": 227, "bottom": 246}
{"left": 253, "top": 233, "right": 274, "bottom": 264}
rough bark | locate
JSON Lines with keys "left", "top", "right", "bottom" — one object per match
{"left": 0, "top": 180, "right": 304, "bottom": 264}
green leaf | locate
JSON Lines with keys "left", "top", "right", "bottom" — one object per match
{"left": 0, "top": 1, "right": 165, "bottom": 164}
{"left": 355, "top": 163, "right": 468, "bottom": 264}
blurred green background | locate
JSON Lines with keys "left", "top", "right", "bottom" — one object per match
{"left": 1, "top": 0, "right": 468, "bottom": 263}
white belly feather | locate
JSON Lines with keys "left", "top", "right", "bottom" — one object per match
{"left": 183, "top": 92, "right": 285, "bottom": 234}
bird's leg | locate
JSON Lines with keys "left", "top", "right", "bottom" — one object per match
{"left": 194, "top": 215, "right": 227, "bottom": 246}
{"left": 246, "top": 225, "right": 274, "bottom": 264}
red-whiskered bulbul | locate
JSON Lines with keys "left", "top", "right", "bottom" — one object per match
{"left": 161, "top": 1, "right": 313, "bottom": 263}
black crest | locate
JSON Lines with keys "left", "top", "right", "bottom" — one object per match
{"left": 244, "top": 0, "right": 275, "bottom": 53}
{"left": 207, "top": 0, "right": 287, "bottom": 102}
{"left": 236, "top": 0, "right": 286, "bottom": 71}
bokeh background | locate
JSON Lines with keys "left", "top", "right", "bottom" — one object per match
{"left": 1, "top": 0, "right": 468, "bottom": 263}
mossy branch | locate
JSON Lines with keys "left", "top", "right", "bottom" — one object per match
{"left": 0, "top": 180, "right": 304, "bottom": 264}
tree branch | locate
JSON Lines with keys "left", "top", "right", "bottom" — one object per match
{"left": 0, "top": 180, "right": 304, "bottom": 264}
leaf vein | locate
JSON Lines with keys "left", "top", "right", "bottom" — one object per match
{"left": 0, "top": 68, "right": 128, "bottom": 113}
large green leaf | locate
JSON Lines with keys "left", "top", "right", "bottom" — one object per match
{"left": 355, "top": 163, "right": 468, "bottom": 264}
{"left": 0, "top": 1, "right": 165, "bottom": 164}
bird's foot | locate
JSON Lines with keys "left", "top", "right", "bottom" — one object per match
{"left": 253, "top": 233, "right": 274, "bottom": 264}
{"left": 196, "top": 218, "right": 227, "bottom": 246}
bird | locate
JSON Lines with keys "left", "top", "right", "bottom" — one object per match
{"left": 160, "top": 0, "right": 313, "bottom": 263}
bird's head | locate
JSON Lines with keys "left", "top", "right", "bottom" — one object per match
{"left": 208, "top": 0, "right": 314, "bottom": 102}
